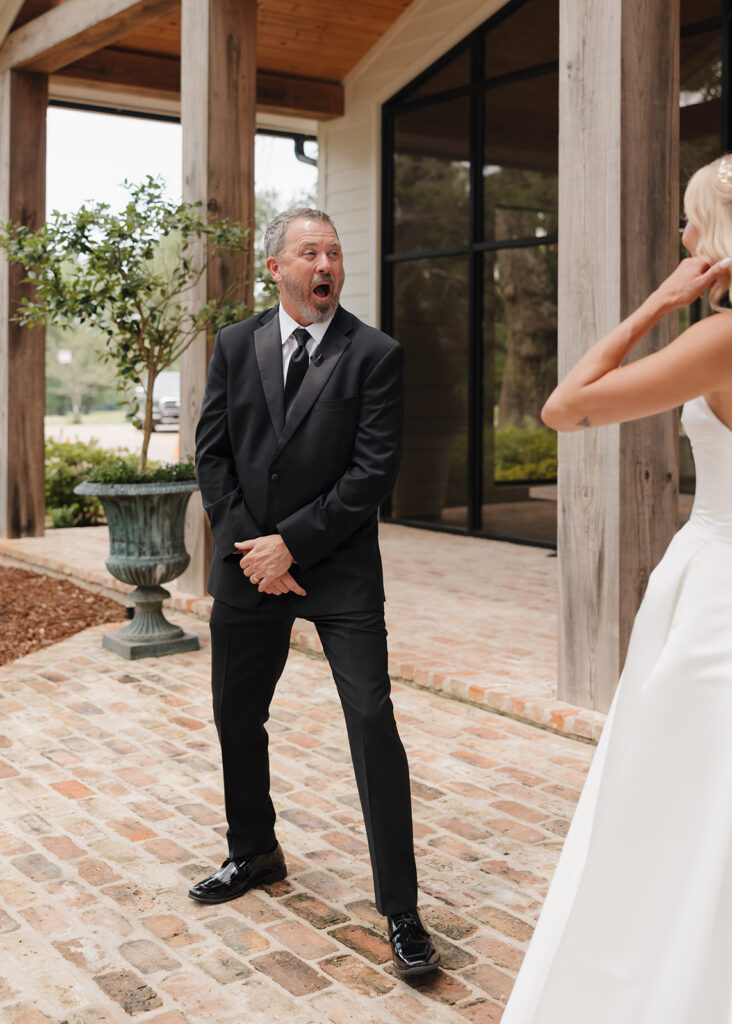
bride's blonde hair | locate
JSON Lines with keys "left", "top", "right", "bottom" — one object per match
{"left": 684, "top": 155, "right": 732, "bottom": 311}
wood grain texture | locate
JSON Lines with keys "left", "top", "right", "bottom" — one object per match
{"left": 5, "top": 0, "right": 416, "bottom": 100}
{"left": 557, "top": 0, "right": 680, "bottom": 711}
{"left": 9, "top": 1, "right": 68, "bottom": 32}
{"left": 72, "top": 0, "right": 415, "bottom": 81}
{"left": 0, "top": 69, "right": 47, "bottom": 538}
{"left": 0, "top": 0, "right": 178, "bottom": 72}
{"left": 179, "top": 0, "right": 256, "bottom": 595}
{"left": 0, "top": 0, "right": 25, "bottom": 46}
{"left": 54, "top": 45, "right": 180, "bottom": 92}
{"left": 256, "top": 69, "right": 343, "bottom": 119}
{"left": 53, "top": 48, "right": 344, "bottom": 118}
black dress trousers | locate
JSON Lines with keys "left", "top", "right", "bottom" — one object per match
{"left": 209, "top": 597, "right": 419, "bottom": 917}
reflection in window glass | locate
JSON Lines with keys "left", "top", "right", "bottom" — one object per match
{"left": 681, "top": 0, "right": 720, "bottom": 24}
{"left": 484, "top": 0, "right": 558, "bottom": 79}
{"left": 383, "top": 0, "right": 722, "bottom": 544}
{"left": 679, "top": 27, "right": 721, "bottom": 508}
{"left": 393, "top": 97, "right": 471, "bottom": 252}
{"left": 680, "top": 31, "right": 721, "bottom": 196}
{"left": 406, "top": 45, "right": 471, "bottom": 103}
{"left": 482, "top": 243, "right": 558, "bottom": 543}
{"left": 484, "top": 74, "right": 558, "bottom": 241}
{"left": 390, "top": 257, "right": 469, "bottom": 528}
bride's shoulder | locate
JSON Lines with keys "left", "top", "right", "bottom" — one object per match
{"left": 683, "top": 308, "right": 732, "bottom": 347}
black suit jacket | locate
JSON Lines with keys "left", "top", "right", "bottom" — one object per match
{"left": 195, "top": 304, "right": 404, "bottom": 615}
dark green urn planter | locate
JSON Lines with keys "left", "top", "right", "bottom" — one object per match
{"left": 74, "top": 479, "right": 200, "bottom": 659}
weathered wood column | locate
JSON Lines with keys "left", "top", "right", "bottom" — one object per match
{"left": 179, "top": 0, "right": 256, "bottom": 594}
{"left": 0, "top": 69, "right": 47, "bottom": 538}
{"left": 557, "top": 0, "right": 680, "bottom": 711}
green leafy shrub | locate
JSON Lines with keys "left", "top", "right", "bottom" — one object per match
{"left": 49, "top": 503, "right": 86, "bottom": 529}
{"left": 46, "top": 441, "right": 196, "bottom": 526}
{"left": 89, "top": 457, "right": 196, "bottom": 485}
{"left": 494, "top": 425, "right": 557, "bottom": 482}
{"left": 45, "top": 439, "right": 136, "bottom": 526}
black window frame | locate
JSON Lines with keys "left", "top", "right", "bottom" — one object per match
{"left": 380, "top": 0, "right": 559, "bottom": 547}
{"left": 380, "top": 0, "right": 732, "bottom": 547}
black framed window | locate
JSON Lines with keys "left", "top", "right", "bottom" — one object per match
{"left": 382, "top": 0, "right": 559, "bottom": 546}
{"left": 382, "top": 0, "right": 731, "bottom": 545}
{"left": 679, "top": 1, "right": 731, "bottom": 507}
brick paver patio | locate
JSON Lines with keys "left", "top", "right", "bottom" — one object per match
{"left": 0, "top": 523, "right": 605, "bottom": 742}
{"left": 0, "top": 609, "right": 595, "bottom": 1023}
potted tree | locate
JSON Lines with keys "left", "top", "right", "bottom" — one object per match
{"left": 0, "top": 177, "right": 251, "bottom": 658}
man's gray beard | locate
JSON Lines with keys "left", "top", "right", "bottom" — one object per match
{"left": 280, "top": 270, "right": 343, "bottom": 324}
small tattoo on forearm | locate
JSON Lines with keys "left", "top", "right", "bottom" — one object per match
{"left": 577, "top": 417, "right": 591, "bottom": 428}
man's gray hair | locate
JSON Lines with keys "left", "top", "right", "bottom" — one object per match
{"left": 263, "top": 207, "right": 338, "bottom": 259}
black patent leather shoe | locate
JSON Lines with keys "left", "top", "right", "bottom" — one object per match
{"left": 188, "top": 843, "right": 287, "bottom": 904}
{"left": 387, "top": 908, "right": 441, "bottom": 976}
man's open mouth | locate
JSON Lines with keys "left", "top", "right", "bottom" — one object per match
{"left": 312, "top": 281, "right": 332, "bottom": 300}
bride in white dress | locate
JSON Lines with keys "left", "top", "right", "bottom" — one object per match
{"left": 501, "top": 156, "right": 732, "bottom": 1023}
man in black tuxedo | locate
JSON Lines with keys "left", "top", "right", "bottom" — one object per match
{"left": 189, "top": 208, "right": 439, "bottom": 975}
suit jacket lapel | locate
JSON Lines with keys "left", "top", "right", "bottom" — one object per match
{"left": 275, "top": 308, "right": 353, "bottom": 455}
{"left": 254, "top": 310, "right": 285, "bottom": 437}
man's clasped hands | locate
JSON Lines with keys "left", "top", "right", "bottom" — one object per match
{"left": 234, "top": 536, "right": 307, "bottom": 596}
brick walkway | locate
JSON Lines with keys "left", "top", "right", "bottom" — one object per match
{"left": 0, "top": 524, "right": 605, "bottom": 742}
{"left": 0, "top": 612, "right": 595, "bottom": 1023}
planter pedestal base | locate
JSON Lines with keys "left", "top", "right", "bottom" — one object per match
{"left": 102, "top": 585, "right": 200, "bottom": 660}
{"left": 102, "top": 630, "right": 200, "bottom": 660}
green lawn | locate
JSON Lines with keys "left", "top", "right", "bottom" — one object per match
{"left": 45, "top": 410, "right": 129, "bottom": 426}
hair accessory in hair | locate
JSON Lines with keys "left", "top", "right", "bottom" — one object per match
{"left": 718, "top": 157, "right": 732, "bottom": 186}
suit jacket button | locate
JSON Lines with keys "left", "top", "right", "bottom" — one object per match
{"left": 270, "top": 472, "right": 280, "bottom": 482}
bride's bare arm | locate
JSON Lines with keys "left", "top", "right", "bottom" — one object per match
{"left": 542, "top": 256, "right": 732, "bottom": 431}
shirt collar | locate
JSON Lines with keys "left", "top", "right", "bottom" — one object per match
{"left": 278, "top": 304, "right": 336, "bottom": 346}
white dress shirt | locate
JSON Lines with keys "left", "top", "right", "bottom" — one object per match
{"left": 278, "top": 305, "right": 335, "bottom": 381}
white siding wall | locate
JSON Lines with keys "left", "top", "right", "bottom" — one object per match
{"left": 319, "top": 0, "right": 506, "bottom": 325}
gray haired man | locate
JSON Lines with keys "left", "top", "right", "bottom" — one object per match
{"left": 190, "top": 208, "right": 440, "bottom": 976}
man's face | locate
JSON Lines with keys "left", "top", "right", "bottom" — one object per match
{"left": 266, "top": 217, "right": 345, "bottom": 325}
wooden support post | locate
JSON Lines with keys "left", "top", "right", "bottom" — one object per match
{"left": 557, "top": 0, "right": 680, "bottom": 710}
{"left": 179, "top": 0, "right": 256, "bottom": 595}
{"left": 0, "top": 69, "right": 47, "bottom": 538}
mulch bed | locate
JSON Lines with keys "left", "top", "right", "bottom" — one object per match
{"left": 0, "top": 565, "right": 125, "bottom": 666}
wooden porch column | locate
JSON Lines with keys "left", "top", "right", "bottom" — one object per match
{"left": 179, "top": 0, "right": 256, "bottom": 594}
{"left": 557, "top": 0, "right": 680, "bottom": 711}
{"left": 0, "top": 69, "right": 47, "bottom": 538}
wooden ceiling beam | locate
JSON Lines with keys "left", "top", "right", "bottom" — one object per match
{"left": 0, "top": 0, "right": 179, "bottom": 73}
{"left": 0, "top": 0, "right": 25, "bottom": 48}
{"left": 54, "top": 47, "right": 345, "bottom": 119}
{"left": 256, "top": 69, "right": 343, "bottom": 120}
{"left": 55, "top": 45, "right": 180, "bottom": 93}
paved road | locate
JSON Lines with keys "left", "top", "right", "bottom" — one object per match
{"left": 45, "top": 421, "right": 180, "bottom": 464}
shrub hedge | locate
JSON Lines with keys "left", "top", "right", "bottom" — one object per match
{"left": 45, "top": 439, "right": 133, "bottom": 527}
{"left": 45, "top": 439, "right": 198, "bottom": 528}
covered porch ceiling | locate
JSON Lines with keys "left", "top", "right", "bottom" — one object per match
{"left": 0, "top": 0, "right": 415, "bottom": 123}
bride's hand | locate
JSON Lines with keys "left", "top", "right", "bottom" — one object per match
{"left": 655, "top": 255, "right": 731, "bottom": 310}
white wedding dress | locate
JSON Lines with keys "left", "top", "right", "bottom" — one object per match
{"left": 502, "top": 396, "right": 732, "bottom": 1024}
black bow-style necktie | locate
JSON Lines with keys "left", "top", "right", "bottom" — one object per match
{"left": 284, "top": 327, "right": 311, "bottom": 411}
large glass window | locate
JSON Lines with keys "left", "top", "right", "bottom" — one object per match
{"left": 393, "top": 95, "right": 471, "bottom": 252}
{"left": 391, "top": 257, "right": 470, "bottom": 527}
{"left": 678, "top": 4, "right": 730, "bottom": 514}
{"left": 382, "top": 0, "right": 559, "bottom": 544}
{"left": 382, "top": 0, "right": 729, "bottom": 544}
